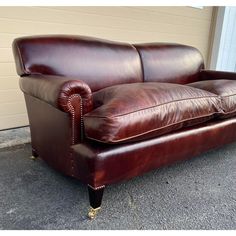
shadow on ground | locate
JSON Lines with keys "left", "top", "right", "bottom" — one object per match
{"left": 0, "top": 143, "right": 236, "bottom": 230}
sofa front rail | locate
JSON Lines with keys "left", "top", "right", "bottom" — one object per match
{"left": 72, "top": 117, "right": 236, "bottom": 218}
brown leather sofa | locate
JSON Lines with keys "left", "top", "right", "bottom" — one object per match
{"left": 12, "top": 35, "right": 236, "bottom": 219}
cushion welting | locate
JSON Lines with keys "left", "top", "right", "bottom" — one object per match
{"left": 188, "top": 79, "right": 236, "bottom": 118}
{"left": 84, "top": 82, "right": 222, "bottom": 143}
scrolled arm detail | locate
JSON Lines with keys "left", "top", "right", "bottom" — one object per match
{"left": 19, "top": 74, "right": 93, "bottom": 114}
{"left": 58, "top": 80, "right": 93, "bottom": 114}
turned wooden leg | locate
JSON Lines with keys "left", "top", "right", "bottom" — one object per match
{"left": 30, "top": 148, "right": 38, "bottom": 160}
{"left": 87, "top": 185, "right": 105, "bottom": 219}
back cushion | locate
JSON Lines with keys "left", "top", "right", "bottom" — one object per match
{"left": 134, "top": 43, "right": 204, "bottom": 84}
{"left": 13, "top": 35, "right": 143, "bottom": 91}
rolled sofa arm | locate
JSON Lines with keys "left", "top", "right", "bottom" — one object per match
{"left": 200, "top": 69, "right": 236, "bottom": 81}
{"left": 19, "top": 74, "right": 93, "bottom": 114}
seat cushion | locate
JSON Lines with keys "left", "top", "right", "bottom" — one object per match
{"left": 188, "top": 80, "right": 236, "bottom": 118}
{"left": 83, "top": 82, "right": 221, "bottom": 144}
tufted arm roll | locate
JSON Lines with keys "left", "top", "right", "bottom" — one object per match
{"left": 19, "top": 74, "right": 93, "bottom": 114}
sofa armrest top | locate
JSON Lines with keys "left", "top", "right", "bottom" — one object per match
{"left": 200, "top": 69, "right": 236, "bottom": 81}
{"left": 19, "top": 74, "right": 93, "bottom": 114}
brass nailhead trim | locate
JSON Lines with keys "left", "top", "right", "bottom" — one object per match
{"left": 67, "top": 94, "right": 83, "bottom": 145}
{"left": 88, "top": 184, "right": 105, "bottom": 190}
{"left": 67, "top": 94, "right": 83, "bottom": 176}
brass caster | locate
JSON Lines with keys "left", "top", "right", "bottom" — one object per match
{"left": 88, "top": 207, "right": 101, "bottom": 219}
{"left": 30, "top": 156, "right": 37, "bottom": 160}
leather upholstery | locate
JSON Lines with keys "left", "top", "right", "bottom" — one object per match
{"left": 12, "top": 35, "right": 236, "bottom": 191}
{"left": 13, "top": 35, "right": 143, "bottom": 92}
{"left": 188, "top": 79, "right": 236, "bottom": 118}
{"left": 73, "top": 118, "right": 236, "bottom": 188}
{"left": 84, "top": 82, "right": 221, "bottom": 143}
{"left": 19, "top": 75, "right": 93, "bottom": 114}
{"left": 25, "top": 94, "right": 76, "bottom": 176}
{"left": 200, "top": 69, "right": 236, "bottom": 81}
{"left": 134, "top": 43, "right": 204, "bottom": 84}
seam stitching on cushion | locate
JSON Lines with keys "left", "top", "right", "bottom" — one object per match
{"left": 85, "top": 96, "right": 220, "bottom": 118}
{"left": 222, "top": 93, "right": 236, "bottom": 98}
{"left": 85, "top": 112, "right": 219, "bottom": 143}
{"left": 222, "top": 110, "right": 236, "bottom": 115}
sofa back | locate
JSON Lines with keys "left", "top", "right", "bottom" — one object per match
{"left": 13, "top": 35, "right": 205, "bottom": 91}
{"left": 13, "top": 35, "right": 143, "bottom": 91}
{"left": 134, "top": 43, "right": 204, "bottom": 84}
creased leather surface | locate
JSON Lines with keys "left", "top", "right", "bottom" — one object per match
{"left": 134, "top": 43, "right": 204, "bottom": 84}
{"left": 188, "top": 79, "right": 236, "bottom": 118}
{"left": 13, "top": 35, "right": 143, "bottom": 91}
{"left": 73, "top": 118, "right": 236, "bottom": 187}
{"left": 19, "top": 75, "right": 93, "bottom": 114}
{"left": 84, "top": 82, "right": 221, "bottom": 143}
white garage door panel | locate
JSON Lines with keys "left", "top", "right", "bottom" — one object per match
{"left": 0, "top": 77, "right": 19, "bottom": 90}
{"left": 0, "top": 49, "right": 14, "bottom": 62}
{"left": 0, "top": 114, "right": 29, "bottom": 130}
{"left": 0, "top": 33, "right": 22, "bottom": 48}
{"left": 0, "top": 102, "right": 27, "bottom": 116}
{"left": 0, "top": 63, "right": 16, "bottom": 76}
{"left": 0, "top": 90, "right": 23, "bottom": 103}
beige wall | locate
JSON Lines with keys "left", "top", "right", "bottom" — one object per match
{"left": 0, "top": 6, "right": 214, "bottom": 130}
